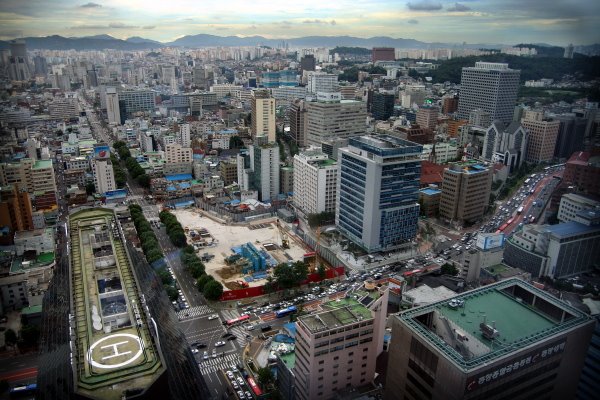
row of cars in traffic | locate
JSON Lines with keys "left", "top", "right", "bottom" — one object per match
{"left": 225, "top": 366, "right": 254, "bottom": 399}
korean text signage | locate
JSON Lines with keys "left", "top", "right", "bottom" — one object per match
{"left": 465, "top": 339, "right": 566, "bottom": 393}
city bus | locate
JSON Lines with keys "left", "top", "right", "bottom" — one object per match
{"left": 517, "top": 206, "right": 524, "bottom": 215}
{"left": 524, "top": 178, "right": 531, "bottom": 185}
{"left": 497, "top": 223, "right": 510, "bottom": 233}
{"left": 247, "top": 376, "right": 263, "bottom": 396}
{"left": 225, "top": 314, "right": 251, "bottom": 327}
{"left": 9, "top": 383, "right": 37, "bottom": 397}
{"left": 275, "top": 305, "right": 297, "bottom": 318}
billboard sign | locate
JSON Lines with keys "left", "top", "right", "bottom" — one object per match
{"left": 476, "top": 233, "right": 505, "bottom": 251}
{"left": 94, "top": 145, "right": 110, "bottom": 159}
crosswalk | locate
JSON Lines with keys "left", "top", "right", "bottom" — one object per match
{"left": 177, "top": 305, "right": 214, "bottom": 320}
{"left": 199, "top": 352, "right": 241, "bottom": 375}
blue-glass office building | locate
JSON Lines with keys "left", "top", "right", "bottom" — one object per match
{"left": 336, "top": 135, "right": 422, "bottom": 253}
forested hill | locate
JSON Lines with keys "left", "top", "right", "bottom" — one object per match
{"left": 329, "top": 46, "right": 371, "bottom": 55}
{"left": 425, "top": 54, "right": 600, "bottom": 83}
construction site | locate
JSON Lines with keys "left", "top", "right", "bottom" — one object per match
{"left": 172, "top": 209, "right": 310, "bottom": 290}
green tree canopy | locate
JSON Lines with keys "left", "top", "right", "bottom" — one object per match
{"left": 196, "top": 274, "right": 214, "bottom": 292}
{"left": 441, "top": 263, "right": 459, "bottom": 276}
{"left": 273, "top": 261, "right": 309, "bottom": 289}
{"left": 203, "top": 280, "right": 224, "bottom": 300}
{"left": 257, "top": 366, "right": 274, "bottom": 388}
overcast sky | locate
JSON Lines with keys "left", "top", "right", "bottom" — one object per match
{"left": 0, "top": 0, "right": 598, "bottom": 46}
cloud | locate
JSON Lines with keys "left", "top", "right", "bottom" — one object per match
{"left": 216, "top": 27, "right": 228, "bottom": 30}
{"left": 447, "top": 3, "right": 471, "bottom": 12}
{"left": 80, "top": 2, "right": 101, "bottom": 7}
{"left": 142, "top": 25, "right": 155, "bottom": 30}
{"left": 302, "top": 19, "right": 326, "bottom": 24}
{"left": 70, "top": 24, "right": 107, "bottom": 29}
{"left": 109, "top": 22, "right": 139, "bottom": 29}
{"left": 407, "top": 19, "right": 419, "bottom": 24}
{"left": 248, "top": 25, "right": 257, "bottom": 29}
{"left": 406, "top": 1, "right": 442, "bottom": 11}
{"left": 0, "top": 30, "right": 23, "bottom": 38}
{"left": 330, "top": 20, "right": 337, "bottom": 25}
{"left": 70, "top": 22, "right": 140, "bottom": 30}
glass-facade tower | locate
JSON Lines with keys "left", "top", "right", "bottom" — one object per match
{"left": 336, "top": 135, "right": 422, "bottom": 253}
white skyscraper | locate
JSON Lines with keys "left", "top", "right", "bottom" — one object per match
{"left": 293, "top": 150, "right": 338, "bottom": 215}
{"left": 178, "top": 124, "right": 191, "bottom": 147}
{"left": 91, "top": 145, "right": 116, "bottom": 194}
{"left": 105, "top": 87, "right": 121, "bottom": 125}
{"left": 307, "top": 72, "right": 339, "bottom": 94}
{"left": 250, "top": 141, "right": 280, "bottom": 202}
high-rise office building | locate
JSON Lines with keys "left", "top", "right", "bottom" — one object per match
{"left": 416, "top": 105, "right": 440, "bottom": 131}
{"left": 562, "top": 151, "right": 600, "bottom": 197}
{"left": 38, "top": 209, "right": 209, "bottom": 399}
{"left": 457, "top": 62, "right": 520, "bottom": 126}
{"left": 293, "top": 150, "right": 338, "bottom": 215}
{"left": 0, "top": 158, "right": 56, "bottom": 195}
{"left": 118, "top": 90, "right": 156, "bottom": 116}
{"left": 336, "top": 135, "right": 422, "bottom": 253}
{"left": 503, "top": 217, "right": 600, "bottom": 279}
{"left": 164, "top": 143, "right": 193, "bottom": 164}
{"left": 251, "top": 89, "right": 276, "bottom": 143}
{"left": 177, "top": 123, "right": 191, "bottom": 147}
{"left": 553, "top": 113, "right": 587, "bottom": 159}
{"left": 439, "top": 161, "right": 492, "bottom": 224}
{"left": 300, "top": 54, "right": 316, "bottom": 74}
{"left": 306, "top": 94, "right": 367, "bottom": 147}
{"left": 385, "top": 278, "right": 595, "bottom": 400}
{"left": 442, "top": 95, "right": 459, "bottom": 114}
{"left": 371, "top": 92, "right": 395, "bottom": 121}
{"left": 307, "top": 73, "right": 339, "bottom": 94}
{"left": 0, "top": 185, "right": 34, "bottom": 245}
{"left": 288, "top": 99, "right": 308, "bottom": 148}
{"left": 249, "top": 140, "right": 280, "bottom": 202}
{"left": 294, "top": 286, "right": 389, "bottom": 400}
{"left": 521, "top": 110, "right": 560, "bottom": 163}
{"left": 372, "top": 47, "right": 395, "bottom": 63}
{"left": 105, "top": 87, "right": 121, "bottom": 125}
{"left": 91, "top": 145, "right": 116, "bottom": 194}
{"left": 8, "top": 39, "right": 30, "bottom": 81}
{"left": 33, "top": 55, "right": 48, "bottom": 75}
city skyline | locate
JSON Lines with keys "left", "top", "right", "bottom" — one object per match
{"left": 0, "top": 0, "right": 598, "bottom": 46}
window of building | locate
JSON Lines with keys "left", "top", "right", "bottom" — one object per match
{"left": 318, "top": 360, "right": 324, "bottom": 365}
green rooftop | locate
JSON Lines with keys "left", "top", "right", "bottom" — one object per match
{"left": 21, "top": 304, "right": 43, "bottom": 315}
{"left": 280, "top": 352, "right": 295, "bottom": 368}
{"left": 32, "top": 159, "right": 53, "bottom": 169}
{"left": 10, "top": 252, "right": 55, "bottom": 274}
{"left": 399, "top": 278, "right": 592, "bottom": 371}
{"left": 299, "top": 297, "right": 373, "bottom": 333}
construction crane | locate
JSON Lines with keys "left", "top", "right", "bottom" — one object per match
{"left": 276, "top": 219, "right": 289, "bottom": 249}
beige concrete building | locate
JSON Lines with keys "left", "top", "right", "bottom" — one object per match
{"left": 306, "top": 98, "right": 366, "bottom": 147}
{"left": 292, "top": 150, "right": 338, "bottom": 215}
{"left": 385, "top": 279, "right": 595, "bottom": 400}
{"left": 521, "top": 110, "right": 560, "bottom": 163}
{"left": 416, "top": 105, "right": 439, "bottom": 131}
{"left": 164, "top": 143, "right": 193, "bottom": 164}
{"left": 219, "top": 159, "right": 238, "bottom": 186}
{"left": 439, "top": 161, "right": 492, "bottom": 224}
{"left": 288, "top": 99, "right": 308, "bottom": 148}
{"left": 294, "top": 286, "right": 389, "bottom": 400}
{"left": 0, "top": 158, "right": 56, "bottom": 194}
{"left": 251, "top": 89, "right": 276, "bottom": 143}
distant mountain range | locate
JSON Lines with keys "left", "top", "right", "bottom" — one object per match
{"left": 0, "top": 33, "right": 595, "bottom": 54}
